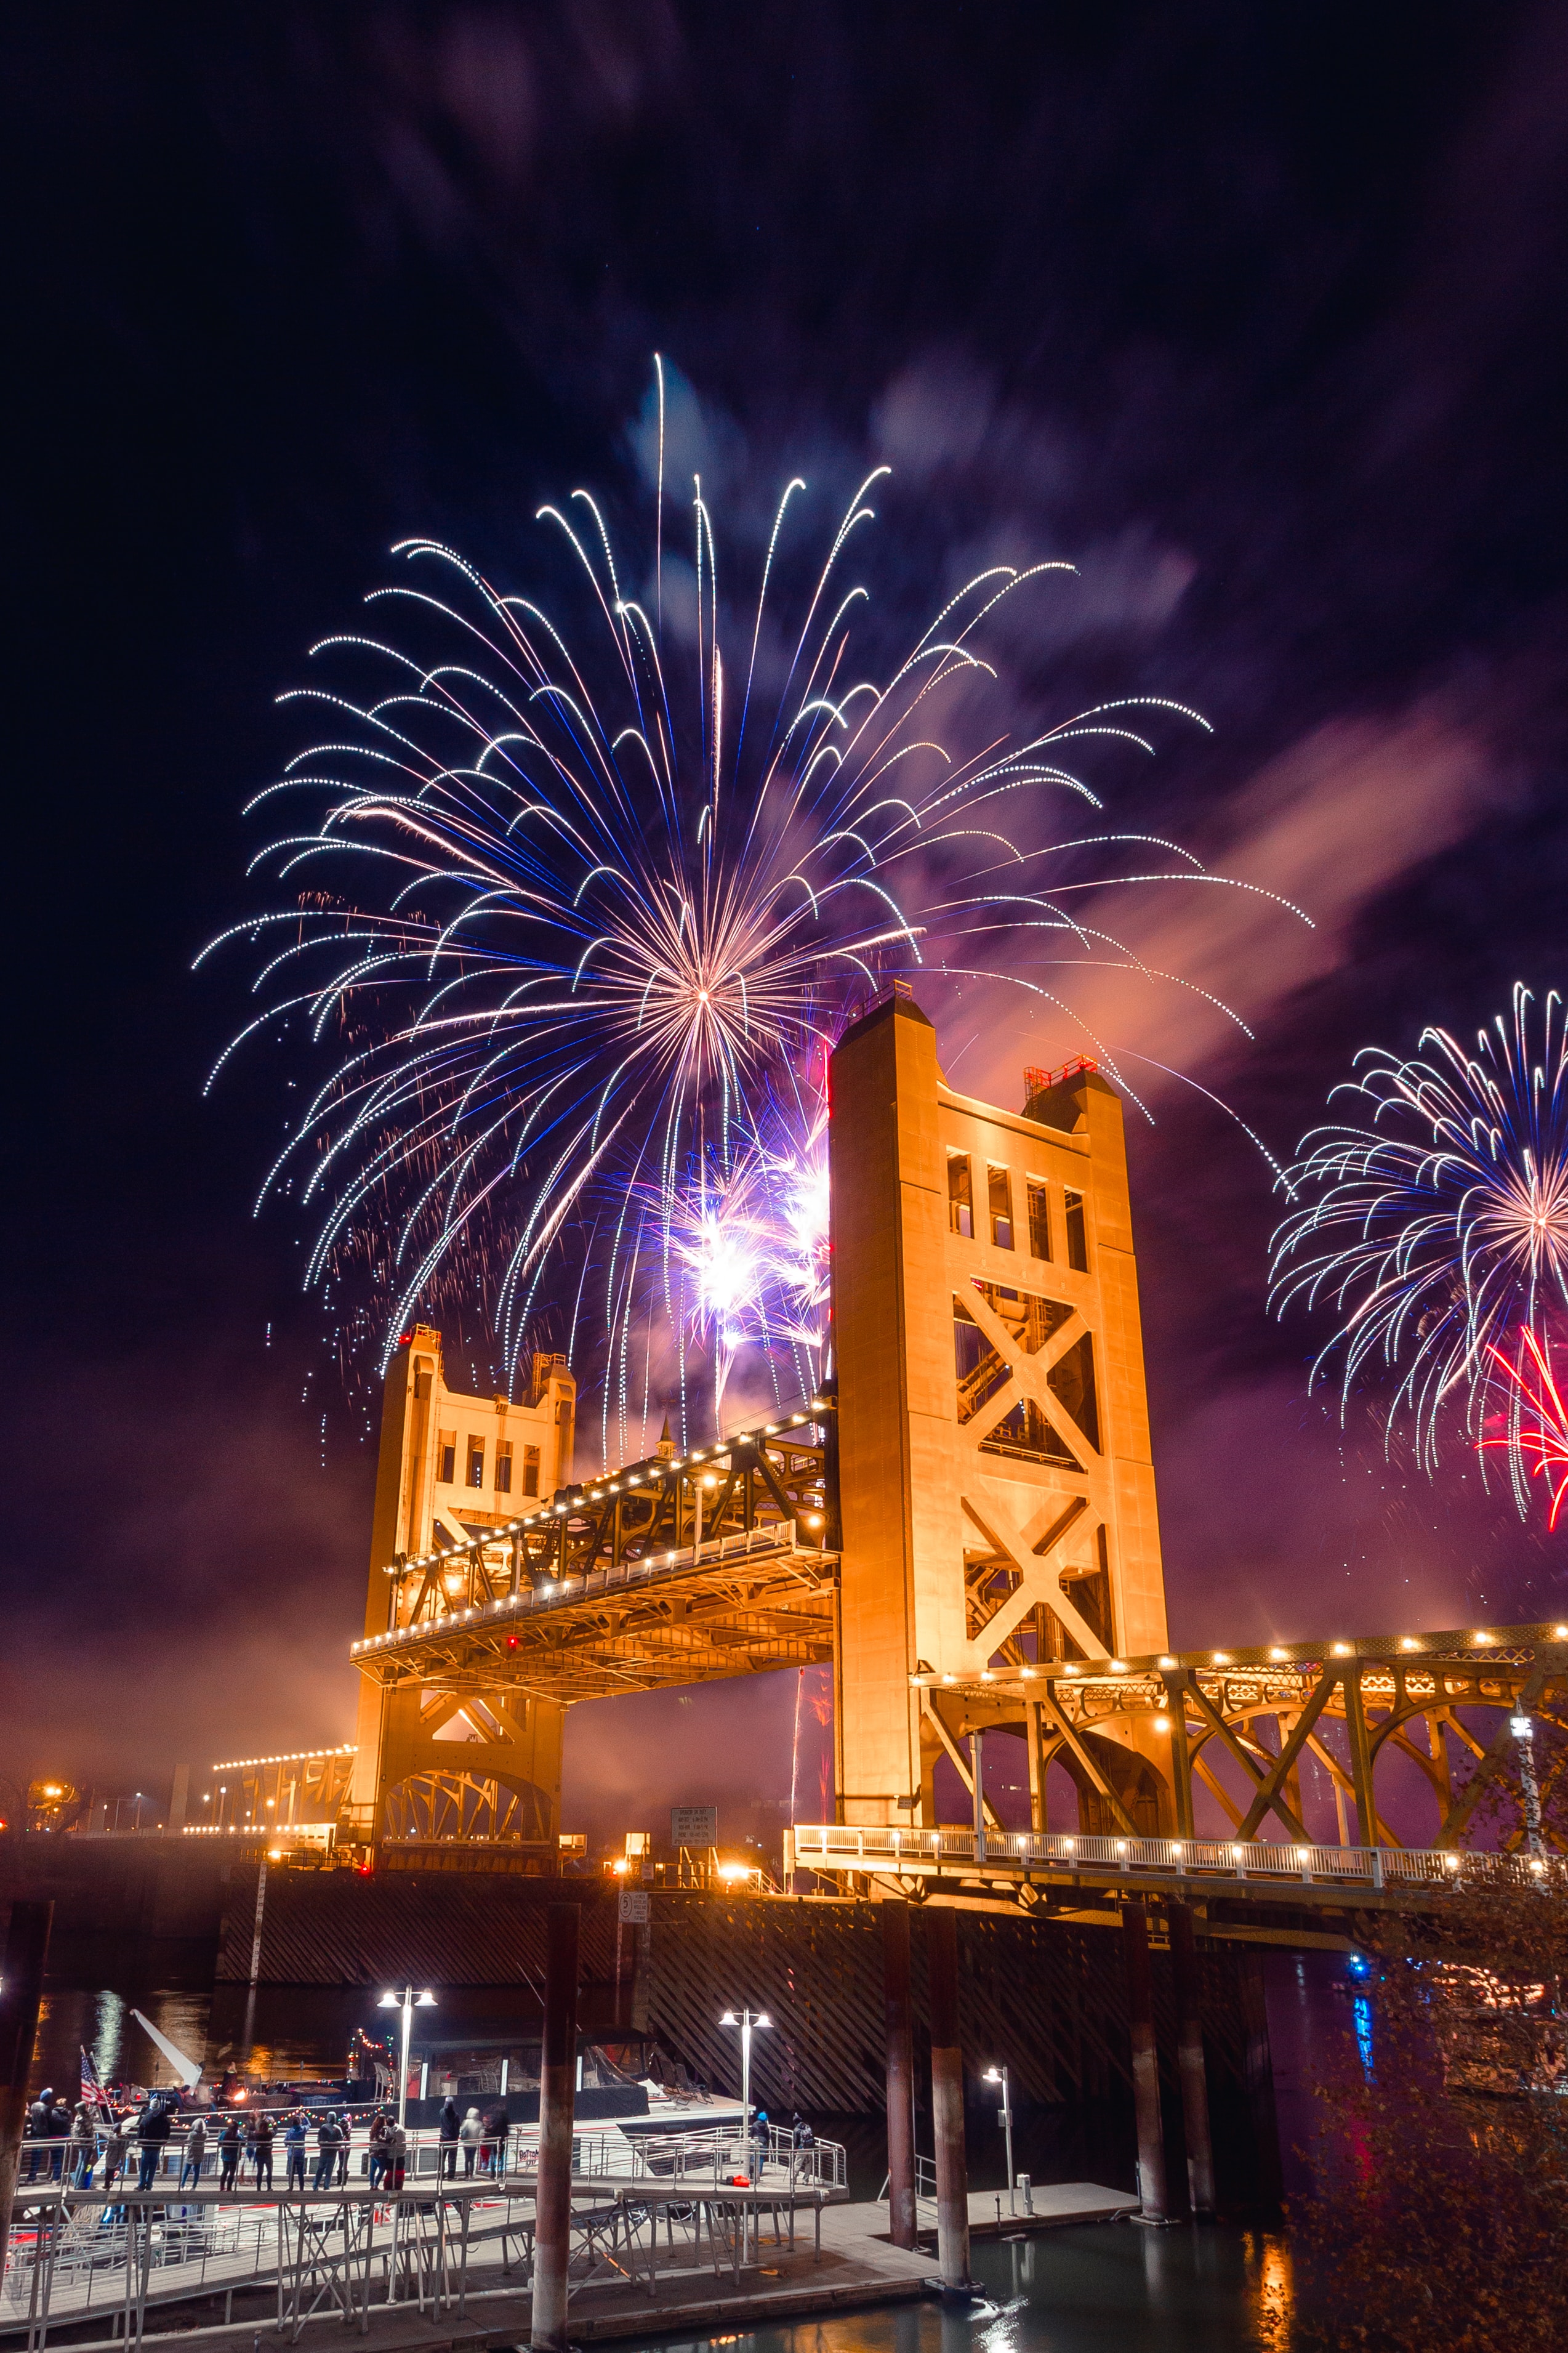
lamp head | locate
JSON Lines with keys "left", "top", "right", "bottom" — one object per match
{"left": 416, "top": 1990, "right": 436, "bottom": 2007}
{"left": 377, "top": 1992, "right": 400, "bottom": 2009}
{"left": 755, "top": 2012, "right": 771, "bottom": 2029}
{"left": 983, "top": 2067, "right": 1000, "bottom": 2082}
{"left": 719, "top": 2010, "right": 737, "bottom": 2025}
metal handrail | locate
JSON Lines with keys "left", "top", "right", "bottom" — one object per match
{"left": 4, "top": 2171, "right": 838, "bottom": 2346}
{"left": 14, "top": 2115, "right": 846, "bottom": 2198}
{"left": 369, "top": 1521, "right": 824, "bottom": 1655}
{"left": 789, "top": 1822, "right": 1563, "bottom": 1891}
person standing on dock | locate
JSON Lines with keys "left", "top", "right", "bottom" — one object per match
{"left": 313, "top": 2112, "right": 343, "bottom": 2190}
{"left": 136, "top": 2095, "right": 175, "bottom": 2192}
{"left": 367, "top": 2107, "right": 390, "bottom": 2190}
{"left": 253, "top": 2112, "right": 275, "bottom": 2195}
{"left": 459, "top": 2106, "right": 484, "bottom": 2176}
{"left": 102, "top": 2112, "right": 129, "bottom": 2212}
{"left": 284, "top": 2113, "right": 308, "bottom": 2194}
{"left": 178, "top": 2113, "right": 207, "bottom": 2190}
{"left": 218, "top": 2115, "right": 242, "bottom": 2194}
{"left": 438, "top": 2093, "right": 460, "bottom": 2178}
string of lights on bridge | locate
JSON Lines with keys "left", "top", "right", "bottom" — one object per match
{"left": 906, "top": 1620, "right": 1568, "bottom": 1689}
{"left": 351, "top": 1402, "right": 831, "bottom": 1660}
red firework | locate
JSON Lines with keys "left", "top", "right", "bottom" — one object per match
{"left": 1486, "top": 1327, "right": 1568, "bottom": 1528}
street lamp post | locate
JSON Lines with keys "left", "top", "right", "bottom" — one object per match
{"left": 1511, "top": 1715, "right": 1545, "bottom": 1856}
{"left": 718, "top": 2008, "right": 771, "bottom": 2208}
{"left": 984, "top": 2065, "right": 1015, "bottom": 2213}
{"left": 378, "top": 1985, "right": 436, "bottom": 2126}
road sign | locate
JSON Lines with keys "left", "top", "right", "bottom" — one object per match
{"left": 618, "top": 1889, "right": 650, "bottom": 1924}
{"left": 670, "top": 1804, "right": 718, "bottom": 1846}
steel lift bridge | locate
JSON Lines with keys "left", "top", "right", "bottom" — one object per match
{"left": 339, "top": 990, "right": 1567, "bottom": 1897}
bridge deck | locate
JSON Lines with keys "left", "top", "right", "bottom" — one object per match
{"left": 789, "top": 1821, "right": 1564, "bottom": 1905}
{"left": 353, "top": 1524, "right": 837, "bottom": 1705}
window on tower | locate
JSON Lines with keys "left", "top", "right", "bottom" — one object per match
{"left": 947, "top": 1153, "right": 974, "bottom": 1238}
{"left": 987, "top": 1164, "right": 1013, "bottom": 1249}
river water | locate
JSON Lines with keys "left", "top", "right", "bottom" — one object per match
{"left": 653, "top": 2223, "right": 1301, "bottom": 2352}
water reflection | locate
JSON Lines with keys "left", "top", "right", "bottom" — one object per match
{"left": 650, "top": 2221, "right": 1306, "bottom": 2352}
{"left": 35, "top": 1987, "right": 212, "bottom": 2095}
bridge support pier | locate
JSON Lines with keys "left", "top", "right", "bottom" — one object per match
{"left": 883, "top": 1904, "right": 917, "bottom": 2249}
{"left": 533, "top": 1903, "right": 580, "bottom": 2353}
{"left": 928, "top": 1907, "right": 973, "bottom": 2288}
{"left": 1168, "top": 1902, "right": 1215, "bottom": 2217}
{"left": 1122, "top": 1899, "right": 1168, "bottom": 2222}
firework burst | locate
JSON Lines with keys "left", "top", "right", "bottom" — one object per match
{"left": 1484, "top": 1328, "right": 1568, "bottom": 1528}
{"left": 1269, "top": 983, "right": 1568, "bottom": 1497}
{"left": 204, "top": 364, "right": 1297, "bottom": 1460}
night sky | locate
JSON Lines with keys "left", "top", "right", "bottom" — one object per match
{"left": 9, "top": 3, "right": 1568, "bottom": 1830}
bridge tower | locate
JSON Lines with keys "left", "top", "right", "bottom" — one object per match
{"left": 344, "top": 1327, "right": 577, "bottom": 1851}
{"left": 829, "top": 989, "right": 1171, "bottom": 1834}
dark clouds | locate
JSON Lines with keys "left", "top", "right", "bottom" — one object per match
{"left": 7, "top": 2, "right": 1568, "bottom": 1810}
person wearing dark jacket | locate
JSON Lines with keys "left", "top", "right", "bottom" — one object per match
{"left": 438, "top": 2095, "right": 461, "bottom": 2179}
{"left": 218, "top": 2117, "right": 243, "bottom": 2194}
{"left": 367, "top": 2108, "right": 390, "bottom": 2192}
{"left": 313, "top": 2113, "right": 343, "bottom": 2192}
{"left": 136, "top": 2096, "right": 176, "bottom": 2192}
{"left": 24, "top": 2089, "right": 53, "bottom": 2184}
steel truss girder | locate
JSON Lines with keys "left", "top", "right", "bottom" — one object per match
{"left": 360, "top": 1539, "right": 837, "bottom": 1706}
{"left": 917, "top": 1624, "right": 1568, "bottom": 1856}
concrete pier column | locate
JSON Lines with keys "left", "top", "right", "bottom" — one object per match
{"left": 927, "top": 1906, "right": 972, "bottom": 2288}
{"left": 532, "top": 1902, "right": 580, "bottom": 2352}
{"left": 1167, "top": 1903, "right": 1216, "bottom": 2217}
{"left": 883, "top": 1903, "right": 917, "bottom": 2248}
{"left": 1121, "top": 1899, "right": 1167, "bottom": 2222}
{"left": 0, "top": 1900, "right": 54, "bottom": 2279}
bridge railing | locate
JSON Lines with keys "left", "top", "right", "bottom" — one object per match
{"left": 361, "top": 1519, "right": 819, "bottom": 1663}
{"left": 787, "top": 1823, "right": 1562, "bottom": 1892}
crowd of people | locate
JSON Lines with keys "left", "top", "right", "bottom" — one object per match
{"left": 18, "top": 2087, "right": 432, "bottom": 2202}
{"left": 22, "top": 2084, "right": 817, "bottom": 2205}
